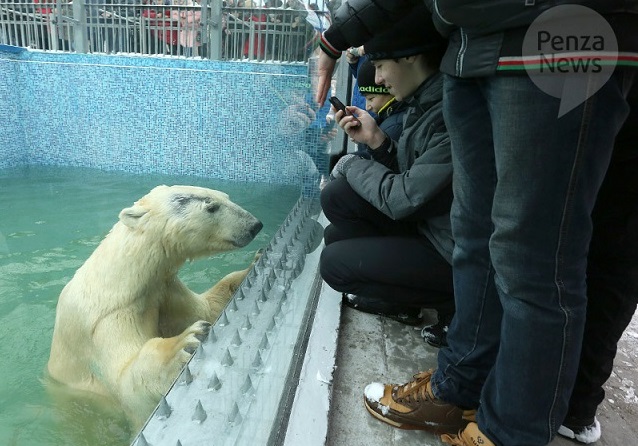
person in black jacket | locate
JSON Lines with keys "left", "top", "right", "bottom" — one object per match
{"left": 314, "top": 1, "right": 638, "bottom": 446}
{"left": 319, "top": 5, "right": 455, "bottom": 330}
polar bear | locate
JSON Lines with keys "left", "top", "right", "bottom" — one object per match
{"left": 47, "top": 185, "right": 263, "bottom": 428}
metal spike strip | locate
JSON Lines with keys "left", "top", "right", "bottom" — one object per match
{"left": 179, "top": 365, "right": 193, "bottom": 385}
{"left": 136, "top": 433, "right": 149, "bottom": 446}
{"left": 227, "top": 402, "right": 242, "bottom": 424}
{"left": 240, "top": 375, "right": 254, "bottom": 395}
{"left": 156, "top": 397, "right": 172, "bottom": 420}
{"left": 217, "top": 310, "right": 229, "bottom": 327}
{"left": 192, "top": 400, "right": 207, "bottom": 423}
{"left": 227, "top": 299, "right": 239, "bottom": 312}
{"left": 205, "top": 327, "right": 217, "bottom": 345}
{"left": 231, "top": 330, "right": 242, "bottom": 347}
{"left": 221, "top": 348, "right": 234, "bottom": 366}
{"left": 207, "top": 372, "right": 222, "bottom": 391}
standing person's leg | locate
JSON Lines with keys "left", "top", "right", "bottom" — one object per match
{"left": 438, "top": 72, "right": 632, "bottom": 445}
{"left": 363, "top": 76, "right": 500, "bottom": 434}
{"left": 560, "top": 85, "right": 638, "bottom": 443}
{"left": 431, "top": 76, "right": 502, "bottom": 406}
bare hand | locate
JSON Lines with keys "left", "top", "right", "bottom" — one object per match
{"left": 335, "top": 106, "right": 384, "bottom": 148}
{"left": 314, "top": 52, "right": 337, "bottom": 107}
{"left": 345, "top": 45, "right": 365, "bottom": 64}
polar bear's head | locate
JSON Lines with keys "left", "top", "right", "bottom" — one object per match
{"left": 118, "top": 185, "right": 263, "bottom": 259}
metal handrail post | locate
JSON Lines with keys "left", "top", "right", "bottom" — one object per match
{"left": 208, "top": 0, "right": 222, "bottom": 60}
{"left": 48, "top": 12, "right": 58, "bottom": 50}
{"left": 72, "top": 0, "right": 87, "bottom": 53}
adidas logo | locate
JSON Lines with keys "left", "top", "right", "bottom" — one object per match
{"left": 359, "top": 85, "right": 388, "bottom": 94}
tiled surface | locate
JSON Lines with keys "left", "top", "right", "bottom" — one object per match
{"left": 327, "top": 303, "right": 638, "bottom": 446}
{"left": 0, "top": 49, "right": 332, "bottom": 195}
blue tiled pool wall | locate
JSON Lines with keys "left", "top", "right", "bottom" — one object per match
{"left": 0, "top": 51, "right": 26, "bottom": 167}
{"left": 0, "top": 48, "right": 330, "bottom": 196}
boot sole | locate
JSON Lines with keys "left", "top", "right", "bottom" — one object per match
{"left": 363, "top": 396, "right": 460, "bottom": 434}
{"left": 364, "top": 397, "right": 426, "bottom": 430}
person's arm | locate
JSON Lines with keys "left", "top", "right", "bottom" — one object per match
{"left": 322, "top": 0, "right": 418, "bottom": 53}
{"left": 344, "top": 129, "right": 452, "bottom": 220}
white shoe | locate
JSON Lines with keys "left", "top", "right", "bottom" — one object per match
{"left": 558, "top": 417, "right": 601, "bottom": 444}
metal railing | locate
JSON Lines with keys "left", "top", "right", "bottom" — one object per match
{"left": 0, "top": 0, "right": 331, "bottom": 62}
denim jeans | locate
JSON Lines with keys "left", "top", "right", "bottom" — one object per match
{"left": 431, "top": 72, "right": 634, "bottom": 445}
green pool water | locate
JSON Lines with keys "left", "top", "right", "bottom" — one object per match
{"left": 0, "top": 166, "right": 300, "bottom": 446}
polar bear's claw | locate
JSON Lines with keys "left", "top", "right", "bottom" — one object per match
{"left": 178, "top": 320, "right": 212, "bottom": 355}
{"left": 195, "top": 329, "right": 210, "bottom": 342}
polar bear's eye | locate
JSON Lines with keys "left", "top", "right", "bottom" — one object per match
{"left": 173, "top": 195, "right": 191, "bottom": 206}
{"left": 206, "top": 203, "right": 221, "bottom": 213}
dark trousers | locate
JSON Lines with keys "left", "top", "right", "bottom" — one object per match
{"left": 319, "top": 178, "right": 454, "bottom": 311}
{"left": 566, "top": 82, "right": 638, "bottom": 422}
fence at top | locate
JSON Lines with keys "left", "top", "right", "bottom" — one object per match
{"left": 0, "top": 0, "right": 333, "bottom": 62}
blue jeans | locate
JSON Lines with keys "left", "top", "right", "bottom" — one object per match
{"left": 431, "top": 72, "right": 634, "bottom": 445}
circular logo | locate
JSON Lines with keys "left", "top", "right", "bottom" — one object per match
{"left": 523, "top": 5, "right": 618, "bottom": 117}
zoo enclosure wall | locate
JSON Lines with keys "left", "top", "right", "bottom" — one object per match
{"left": 0, "top": 48, "right": 334, "bottom": 195}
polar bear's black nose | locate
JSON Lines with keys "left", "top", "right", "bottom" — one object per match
{"left": 250, "top": 221, "right": 264, "bottom": 238}
{"left": 233, "top": 220, "right": 263, "bottom": 247}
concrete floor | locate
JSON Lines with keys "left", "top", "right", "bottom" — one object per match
{"left": 325, "top": 288, "right": 638, "bottom": 446}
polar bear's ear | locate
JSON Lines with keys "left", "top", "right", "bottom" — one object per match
{"left": 119, "top": 204, "right": 149, "bottom": 229}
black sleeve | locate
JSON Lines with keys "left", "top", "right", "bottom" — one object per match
{"left": 323, "top": 0, "right": 422, "bottom": 51}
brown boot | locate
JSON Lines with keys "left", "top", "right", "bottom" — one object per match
{"left": 363, "top": 369, "right": 472, "bottom": 434}
{"left": 441, "top": 422, "right": 496, "bottom": 445}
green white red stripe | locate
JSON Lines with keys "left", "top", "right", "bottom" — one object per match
{"left": 497, "top": 51, "right": 638, "bottom": 71}
{"left": 319, "top": 32, "right": 341, "bottom": 59}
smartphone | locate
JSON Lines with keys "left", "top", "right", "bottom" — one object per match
{"left": 329, "top": 96, "right": 359, "bottom": 121}
{"left": 329, "top": 96, "right": 349, "bottom": 114}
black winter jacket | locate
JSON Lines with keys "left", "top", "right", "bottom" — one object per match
{"left": 343, "top": 73, "right": 454, "bottom": 263}
{"left": 323, "top": 0, "right": 638, "bottom": 77}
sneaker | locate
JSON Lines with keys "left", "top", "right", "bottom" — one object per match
{"left": 421, "top": 312, "right": 453, "bottom": 348}
{"left": 342, "top": 293, "right": 423, "bottom": 326}
{"left": 558, "top": 416, "right": 601, "bottom": 444}
{"left": 441, "top": 421, "right": 496, "bottom": 446}
{"left": 363, "top": 369, "right": 470, "bottom": 434}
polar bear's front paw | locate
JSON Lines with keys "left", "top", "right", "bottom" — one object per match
{"left": 180, "top": 320, "right": 212, "bottom": 355}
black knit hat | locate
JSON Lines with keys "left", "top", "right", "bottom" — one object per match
{"left": 357, "top": 58, "right": 389, "bottom": 95}
{"left": 364, "top": 3, "right": 445, "bottom": 61}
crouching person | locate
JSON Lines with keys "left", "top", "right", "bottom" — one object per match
{"left": 319, "top": 5, "right": 454, "bottom": 345}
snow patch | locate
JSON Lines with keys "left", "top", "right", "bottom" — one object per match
{"left": 316, "top": 370, "right": 330, "bottom": 385}
{"left": 364, "top": 382, "right": 385, "bottom": 403}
